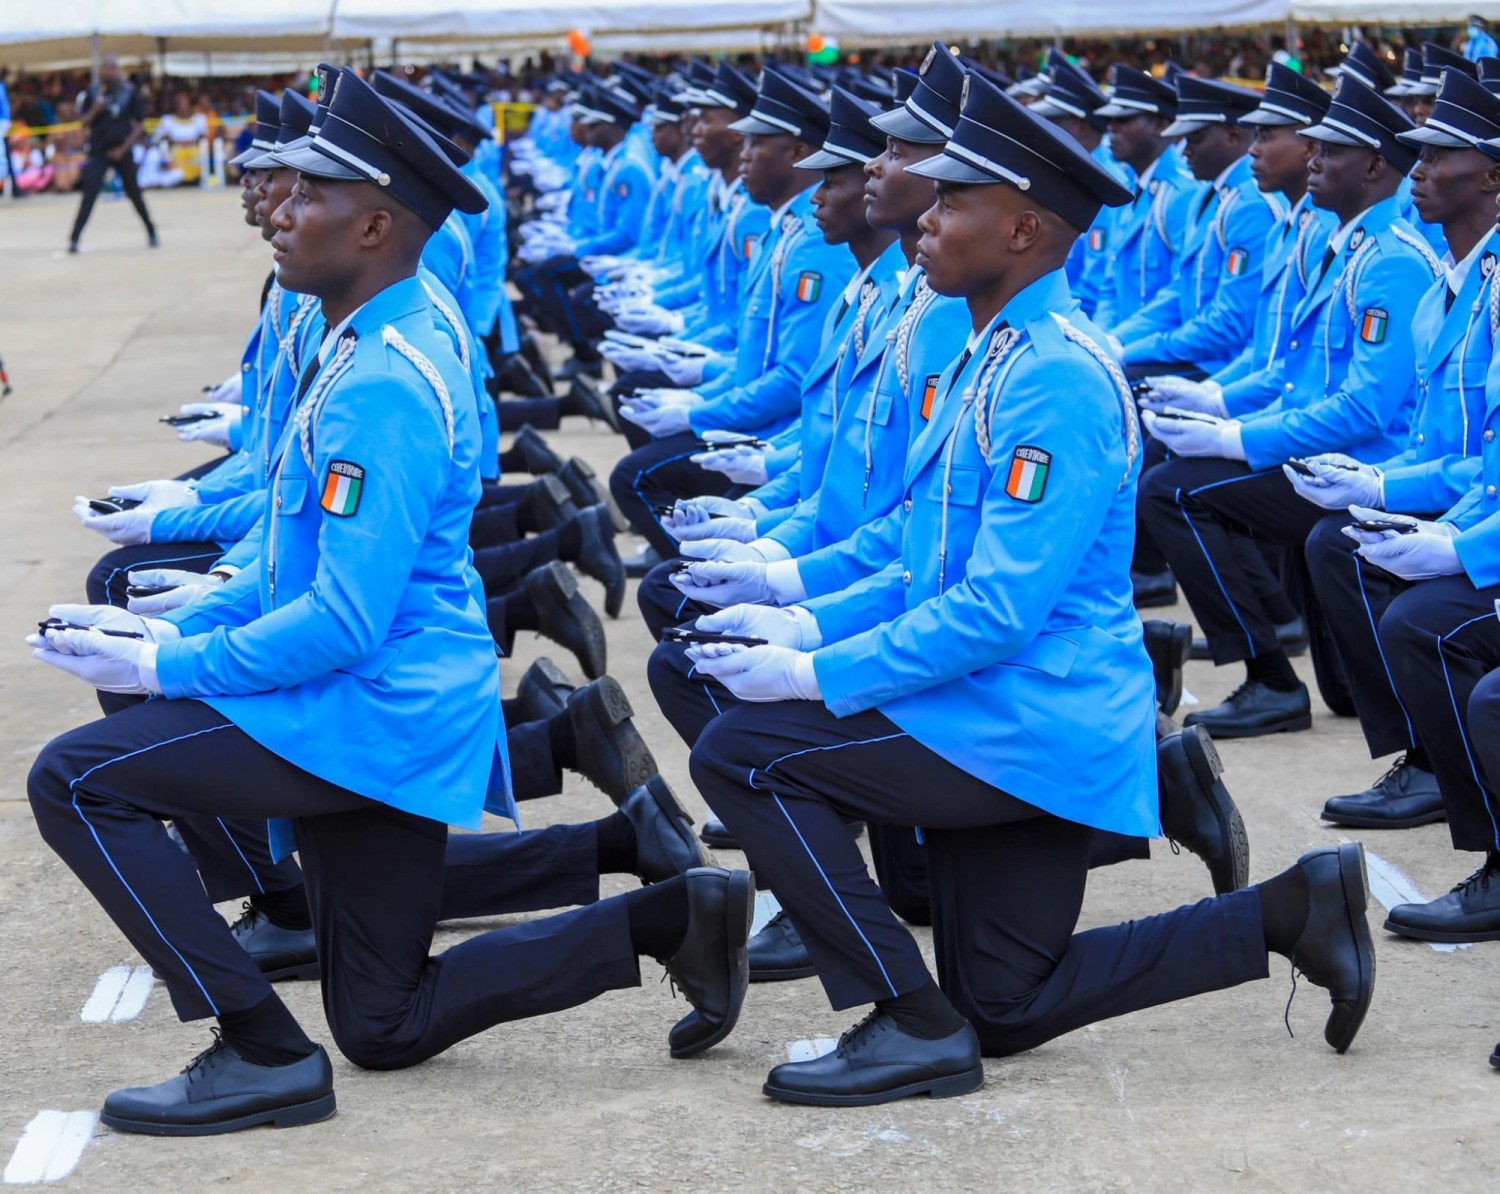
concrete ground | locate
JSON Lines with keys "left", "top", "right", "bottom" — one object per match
{"left": 0, "top": 186, "right": 1497, "bottom": 1192}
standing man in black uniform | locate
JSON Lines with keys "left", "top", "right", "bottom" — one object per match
{"left": 68, "top": 55, "right": 158, "bottom": 254}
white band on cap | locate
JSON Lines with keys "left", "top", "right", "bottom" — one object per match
{"left": 703, "top": 88, "right": 740, "bottom": 109}
{"left": 309, "top": 126, "right": 392, "bottom": 186}
{"left": 752, "top": 109, "right": 804, "bottom": 136}
{"left": 946, "top": 140, "right": 1032, "bottom": 190}
{"left": 1423, "top": 115, "right": 1484, "bottom": 145}
{"left": 1102, "top": 96, "right": 1160, "bottom": 114}
{"left": 820, "top": 134, "right": 871, "bottom": 163}
{"left": 909, "top": 100, "right": 955, "bottom": 138}
{"left": 1038, "top": 94, "right": 1088, "bottom": 119}
{"left": 1180, "top": 110, "right": 1229, "bottom": 123}
{"left": 1255, "top": 99, "right": 1313, "bottom": 123}
{"left": 1319, "top": 115, "right": 1382, "bottom": 150}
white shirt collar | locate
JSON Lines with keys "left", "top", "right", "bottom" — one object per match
{"left": 1136, "top": 157, "right": 1161, "bottom": 192}
{"left": 842, "top": 258, "right": 876, "bottom": 304}
{"left": 1445, "top": 230, "right": 1492, "bottom": 294}
{"left": 1211, "top": 158, "right": 1238, "bottom": 192}
{"left": 319, "top": 307, "right": 361, "bottom": 365}
{"left": 768, "top": 192, "right": 798, "bottom": 226}
{"left": 1327, "top": 202, "right": 1380, "bottom": 256}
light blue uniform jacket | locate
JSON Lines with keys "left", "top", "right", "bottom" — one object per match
{"left": 803, "top": 270, "right": 1158, "bottom": 837}
{"left": 1093, "top": 150, "right": 1198, "bottom": 329}
{"left": 573, "top": 140, "right": 654, "bottom": 257}
{"left": 156, "top": 276, "right": 509, "bottom": 838}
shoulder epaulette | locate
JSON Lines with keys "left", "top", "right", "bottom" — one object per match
{"left": 380, "top": 325, "right": 456, "bottom": 456}
{"left": 1052, "top": 313, "right": 1139, "bottom": 489}
{"left": 1391, "top": 225, "right": 1444, "bottom": 279}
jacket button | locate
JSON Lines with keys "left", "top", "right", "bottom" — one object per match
{"left": 241, "top": 362, "right": 251, "bottom": 372}
{"left": 1490, "top": 486, "right": 1498, "bottom": 499}
{"left": 1288, "top": 339, "right": 1299, "bottom": 350}
{"left": 1417, "top": 433, "right": 1425, "bottom": 444}
{"left": 275, "top": 496, "right": 283, "bottom": 508}
{"left": 903, "top": 498, "right": 912, "bottom": 513}
{"left": 1284, "top": 382, "right": 1294, "bottom": 393}
{"left": 902, "top": 570, "right": 912, "bottom": 585}
{"left": 1487, "top": 430, "right": 1496, "bottom": 442}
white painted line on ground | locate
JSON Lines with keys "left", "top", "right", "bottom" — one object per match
{"left": 751, "top": 890, "right": 780, "bottom": 938}
{"left": 80, "top": 966, "right": 154, "bottom": 1023}
{"left": 1360, "top": 848, "right": 1471, "bottom": 954}
{"left": 1179, "top": 686, "right": 1199, "bottom": 708}
{"left": 3, "top": 1112, "right": 96, "bottom": 1184}
{"left": 786, "top": 1038, "right": 838, "bottom": 1062}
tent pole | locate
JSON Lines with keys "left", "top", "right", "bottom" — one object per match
{"left": 90, "top": 34, "right": 100, "bottom": 88}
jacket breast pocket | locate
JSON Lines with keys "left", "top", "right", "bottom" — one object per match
{"left": 928, "top": 464, "right": 983, "bottom": 507}
{"left": 1003, "top": 631, "right": 1080, "bottom": 678}
{"left": 1442, "top": 354, "right": 1489, "bottom": 392}
{"left": 860, "top": 382, "right": 896, "bottom": 429}
{"left": 275, "top": 477, "right": 309, "bottom": 517}
{"left": 1314, "top": 318, "right": 1348, "bottom": 353}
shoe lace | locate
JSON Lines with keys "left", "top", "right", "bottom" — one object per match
{"left": 836, "top": 1009, "right": 883, "bottom": 1055}
{"left": 1450, "top": 858, "right": 1496, "bottom": 897}
{"left": 1282, "top": 956, "right": 1299, "bottom": 1041}
{"left": 1373, "top": 752, "right": 1413, "bottom": 792}
{"left": 226, "top": 901, "right": 257, "bottom": 934}
{"left": 182, "top": 1028, "right": 230, "bottom": 1081}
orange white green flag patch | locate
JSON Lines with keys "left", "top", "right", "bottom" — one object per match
{"left": 1004, "top": 446, "right": 1051, "bottom": 503}
{"left": 795, "top": 272, "right": 822, "bottom": 302}
{"left": 320, "top": 460, "right": 365, "bottom": 517}
{"left": 1359, "top": 307, "right": 1388, "bottom": 343}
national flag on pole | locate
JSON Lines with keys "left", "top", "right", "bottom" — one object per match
{"left": 795, "top": 272, "right": 822, "bottom": 303}
{"left": 1004, "top": 446, "right": 1051, "bottom": 503}
{"left": 320, "top": 460, "right": 365, "bottom": 517}
{"left": 1360, "top": 307, "right": 1388, "bottom": 343}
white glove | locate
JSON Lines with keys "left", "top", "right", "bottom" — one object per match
{"left": 1139, "top": 376, "right": 1228, "bottom": 418}
{"left": 638, "top": 388, "right": 701, "bottom": 408}
{"left": 616, "top": 306, "right": 685, "bottom": 336}
{"left": 672, "top": 495, "right": 766, "bottom": 521}
{"left": 1348, "top": 515, "right": 1462, "bottom": 579}
{"left": 173, "top": 402, "right": 240, "bottom": 447}
{"left": 620, "top": 400, "right": 692, "bottom": 438}
{"left": 681, "top": 539, "right": 767, "bottom": 564}
{"left": 697, "top": 604, "right": 820, "bottom": 649}
{"left": 1141, "top": 409, "right": 1245, "bottom": 461}
{"left": 29, "top": 627, "right": 162, "bottom": 695}
{"left": 685, "top": 643, "right": 822, "bottom": 702}
{"left": 203, "top": 374, "right": 242, "bottom": 404}
{"left": 1282, "top": 458, "right": 1383, "bottom": 511}
{"left": 73, "top": 497, "right": 154, "bottom": 545}
{"left": 125, "top": 567, "right": 227, "bottom": 615}
{"left": 658, "top": 353, "right": 706, "bottom": 386}
{"left": 691, "top": 446, "right": 769, "bottom": 485}
{"left": 673, "top": 517, "right": 759, "bottom": 544}
{"left": 599, "top": 340, "right": 663, "bottom": 373}
{"left": 109, "top": 479, "right": 200, "bottom": 509}
{"left": 580, "top": 254, "right": 621, "bottom": 275}
{"left": 669, "top": 560, "right": 771, "bottom": 607}
{"left": 43, "top": 603, "right": 181, "bottom": 644}
{"left": 1339, "top": 505, "right": 1422, "bottom": 546}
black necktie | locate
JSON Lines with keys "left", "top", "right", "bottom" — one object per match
{"left": 1197, "top": 188, "right": 1217, "bottom": 219}
{"left": 293, "top": 329, "right": 335, "bottom": 404}
{"left": 1316, "top": 245, "right": 1337, "bottom": 286}
{"left": 1445, "top": 283, "right": 1458, "bottom": 313}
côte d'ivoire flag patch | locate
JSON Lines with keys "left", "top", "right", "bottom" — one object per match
{"left": 1088, "top": 228, "right": 1106, "bottom": 252}
{"left": 1004, "top": 446, "right": 1051, "bottom": 503}
{"left": 1226, "top": 248, "right": 1249, "bottom": 277}
{"left": 742, "top": 235, "right": 757, "bottom": 259}
{"left": 795, "top": 272, "right": 823, "bottom": 303}
{"left": 1360, "top": 307, "right": 1388, "bottom": 344}
{"left": 320, "top": 460, "right": 365, "bottom": 517}
{"left": 920, "top": 374, "right": 940, "bottom": 421}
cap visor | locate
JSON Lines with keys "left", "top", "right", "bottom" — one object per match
{"left": 1398, "top": 124, "right": 1475, "bottom": 148}
{"left": 228, "top": 147, "right": 264, "bottom": 167}
{"left": 1027, "top": 96, "right": 1079, "bottom": 119}
{"left": 905, "top": 153, "right": 999, "bottom": 184}
{"left": 1239, "top": 109, "right": 1301, "bottom": 127}
{"left": 1296, "top": 124, "right": 1366, "bottom": 148}
{"left": 275, "top": 141, "right": 365, "bottom": 181}
{"left": 1160, "top": 117, "right": 1211, "bottom": 138}
{"left": 240, "top": 150, "right": 279, "bottom": 169}
{"left": 1385, "top": 82, "right": 1413, "bottom": 96}
{"left": 795, "top": 147, "right": 864, "bottom": 170}
{"left": 1095, "top": 100, "right": 1158, "bottom": 119}
{"left": 870, "top": 105, "right": 947, "bottom": 144}
{"left": 728, "top": 115, "right": 787, "bottom": 136}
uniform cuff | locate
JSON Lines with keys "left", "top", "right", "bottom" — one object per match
{"left": 765, "top": 559, "right": 807, "bottom": 605}
{"left": 791, "top": 652, "right": 822, "bottom": 701}
{"left": 138, "top": 642, "right": 163, "bottom": 695}
{"left": 788, "top": 604, "right": 823, "bottom": 649}
{"left": 750, "top": 537, "right": 792, "bottom": 563}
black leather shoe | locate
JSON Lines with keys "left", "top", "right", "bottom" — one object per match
{"left": 558, "top": 354, "right": 604, "bottom": 381}
{"left": 1132, "top": 569, "right": 1177, "bottom": 608}
{"left": 763, "top": 1012, "right": 983, "bottom": 1107}
{"left": 624, "top": 544, "right": 664, "bottom": 579}
{"left": 571, "top": 504, "right": 626, "bottom": 619}
{"left": 525, "top": 561, "right": 607, "bottom": 679}
{"left": 1383, "top": 855, "right": 1500, "bottom": 943}
{"left": 621, "top": 775, "right": 706, "bottom": 883}
{"left": 1184, "top": 679, "right": 1311, "bottom": 738}
{"left": 749, "top": 909, "right": 816, "bottom": 981}
{"left": 514, "top": 656, "right": 575, "bottom": 722}
{"left": 1192, "top": 616, "right": 1308, "bottom": 661}
{"left": 1284, "top": 842, "right": 1375, "bottom": 1053}
{"left": 566, "top": 676, "right": 657, "bottom": 804}
{"left": 509, "top": 424, "right": 565, "bottom": 475}
{"left": 523, "top": 473, "right": 579, "bottom": 532}
{"left": 1490, "top": 1042, "right": 1500, "bottom": 1070}
{"left": 1142, "top": 619, "right": 1191, "bottom": 716}
{"left": 701, "top": 815, "right": 864, "bottom": 851}
{"left": 228, "top": 904, "right": 319, "bottom": 981}
{"left": 100, "top": 1033, "right": 336, "bottom": 1136}
{"left": 557, "top": 455, "right": 606, "bottom": 510}
{"left": 1321, "top": 755, "right": 1445, "bottom": 829}
{"left": 1157, "top": 726, "right": 1249, "bottom": 895}
{"left": 562, "top": 377, "right": 619, "bottom": 431}
{"left": 662, "top": 867, "right": 754, "bottom": 1058}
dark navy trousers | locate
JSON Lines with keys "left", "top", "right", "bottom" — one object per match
{"left": 27, "top": 699, "right": 640, "bottom": 1070}
{"left": 687, "top": 697, "right": 1268, "bottom": 1053}
{"left": 608, "top": 431, "right": 739, "bottom": 559}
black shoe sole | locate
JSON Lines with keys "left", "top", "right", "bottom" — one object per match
{"left": 1148, "top": 622, "right": 1191, "bottom": 716}
{"left": 516, "top": 656, "right": 574, "bottom": 723}
{"left": 577, "top": 677, "right": 656, "bottom": 804}
{"left": 1179, "top": 725, "right": 1249, "bottom": 894}
{"left": 258, "top": 959, "right": 321, "bottom": 982}
{"left": 1320, "top": 807, "right": 1447, "bottom": 830}
{"left": 1182, "top": 711, "right": 1312, "bottom": 738}
{"left": 644, "top": 773, "right": 695, "bottom": 827}
{"left": 700, "top": 824, "right": 739, "bottom": 849}
{"left": 1490, "top": 1045, "right": 1500, "bottom": 1069}
{"left": 1381, "top": 919, "right": 1500, "bottom": 943}
{"left": 749, "top": 964, "right": 818, "bottom": 983}
{"left": 1329, "top": 842, "right": 1375, "bottom": 1054}
{"left": 1133, "top": 589, "right": 1177, "bottom": 609}
{"left": 763, "top": 1064, "right": 985, "bottom": 1107}
{"left": 670, "top": 869, "right": 754, "bottom": 1060}
{"left": 101, "top": 1091, "right": 336, "bottom": 1136}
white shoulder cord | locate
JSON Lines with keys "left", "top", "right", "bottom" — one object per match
{"left": 1052, "top": 314, "right": 1141, "bottom": 489}
{"left": 380, "top": 325, "right": 456, "bottom": 457}
{"left": 829, "top": 278, "right": 880, "bottom": 425}
{"left": 863, "top": 279, "right": 937, "bottom": 506}
{"left": 294, "top": 334, "right": 359, "bottom": 471}
{"left": 1392, "top": 225, "right": 1444, "bottom": 280}
{"left": 935, "top": 327, "right": 1026, "bottom": 591}
{"left": 1321, "top": 238, "right": 1378, "bottom": 393}
{"left": 260, "top": 296, "right": 318, "bottom": 481}
{"left": 762, "top": 218, "right": 808, "bottom": 372}
{"left": 421, "top": 279, "right": 471, "bottom": 373}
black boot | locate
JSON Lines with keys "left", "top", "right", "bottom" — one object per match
{"left": 524, "top": 561, "right": 607, "bottom": 679}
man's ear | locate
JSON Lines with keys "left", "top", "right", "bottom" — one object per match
{"left": 360, "top": 207, "right": 395, "bottom": 248}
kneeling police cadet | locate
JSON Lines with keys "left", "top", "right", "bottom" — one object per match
{"left": 668, "top": 74, "right": 1376, "bottom": 1108}
{"left": 25, "top": 68, "right": 752, "bottom": 1137}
